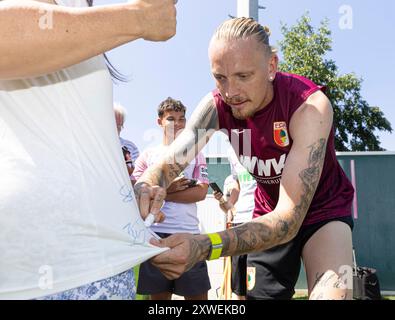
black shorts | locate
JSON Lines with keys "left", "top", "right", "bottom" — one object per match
{"left": 230, "top": 223, "right": 247, "bottom": 296}
{"left": 231, "top": 254, "right": 247, "bottom": 296}
{"left": 137, "top": 232, "right": 211, "bottom": 297}
{"left": 246, "top": 215, "right": 354, "bottom": 300}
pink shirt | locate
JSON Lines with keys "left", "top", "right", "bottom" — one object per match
{"left": 214, "top": 72, "right": 354, "bottom": 226}
{"left": 133, "top": 145, "right": 209, "bottom": 234}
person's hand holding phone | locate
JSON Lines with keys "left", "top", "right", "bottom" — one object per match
{"left": 211, "top": 182, "right": 234, "bottom": 213}
{"left": 209, "top": 182, "right": 223, "bottom": 195}
{"left": 213, "top": 190, "right": 224, "bottom": 201}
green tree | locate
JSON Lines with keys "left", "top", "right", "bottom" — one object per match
{"left": 278, "top": 14, "right": 392, "bottom": 151}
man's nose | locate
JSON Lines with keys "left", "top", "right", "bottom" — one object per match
{"left": 225, "top": 80, "right": 240, "bottom": 99}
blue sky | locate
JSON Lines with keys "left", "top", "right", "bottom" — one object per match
{"left": 97, "top": 0, "right": 395, "bottom": 153}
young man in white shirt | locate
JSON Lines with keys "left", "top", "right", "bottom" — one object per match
{"left": 133, "top": 97, "right": 210, "bottom": 300}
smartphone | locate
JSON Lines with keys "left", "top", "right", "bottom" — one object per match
{"left": 209, "top": 182, "right": 223, "bottom": 195}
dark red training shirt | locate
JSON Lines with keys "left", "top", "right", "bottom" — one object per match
{"left": 214, "top": 72, "right": 354, "bottom": 226}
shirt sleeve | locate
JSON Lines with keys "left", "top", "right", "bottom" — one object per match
{"left": 131, "top": 151, "right": 148, "bottom": 182}
{"left": 227, "top": 149, "right": 239, "bottom": 181}
{"left": 122, "top": 139, "right": 140, "bottom": 162}
{"left": 287, "top": 73, "right": 326, "bottom": 113}
{"left": 192, "top": 152, "right": 209, "bottom": 184}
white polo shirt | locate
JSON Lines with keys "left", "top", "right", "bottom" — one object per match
{"left": 133, "top": 145, "right": 209, "bottom": 234}
{"left": 228, "top": 148, "right": 257, "bottom": 224}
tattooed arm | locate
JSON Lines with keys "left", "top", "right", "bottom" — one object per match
{"left": 150, "top": 90, "right": 334, "bottom": 279}
{"left": 134, "top": 93, "right": 219, "bottom": 220}
{"left": 220, "top": 91, "right": 331, "bottom": 256}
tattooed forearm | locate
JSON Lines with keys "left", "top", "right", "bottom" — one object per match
{"left": 134, "top": 164, "right": 166, "bottom": 192}
{"left": 220, "top": 218, "right": 274, "bottom": 256}
{"left": 163, "top": 163, "right": 187, "bottom": 186}
{"left": 185, "top": 236, "right": 211, "bottom": 271}
{"left": 283, "top": 138, "right": 327, "bottom": 238}
{"left": 137, "top": 94, "right": 218, "bottom": 189}
{"left": 218, "top": 138, "right": 327, "bottom": 257}
{"left": 189, "top": 97, "right": 219, "bottom": 148}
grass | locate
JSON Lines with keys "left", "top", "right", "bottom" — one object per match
{"left": 133, "top": 270, "right": 395, "bottom": 300}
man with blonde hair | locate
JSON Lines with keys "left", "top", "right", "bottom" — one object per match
{"left": 135, "top": 17, "right": 354, "bottom": 300}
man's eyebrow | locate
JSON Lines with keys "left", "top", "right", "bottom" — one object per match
{"left": 235, "top": 71, "right": 254, "bottom": 76}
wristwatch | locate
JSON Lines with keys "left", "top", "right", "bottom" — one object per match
{"left": 207, "top": 233, "right": 223, "bottom": 260}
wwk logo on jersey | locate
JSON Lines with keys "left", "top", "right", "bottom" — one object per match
{"left": 273, "top": 122, "right": 289, "bottom": 147}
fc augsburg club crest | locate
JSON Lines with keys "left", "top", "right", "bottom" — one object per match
{"left": 247, "top": 267, "right": 256, "bottom": 291}
{"left": 273, "top": 121, "right": 290, "bottom": 147}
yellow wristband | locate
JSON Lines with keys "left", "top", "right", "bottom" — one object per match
{"left": 207, "top": 233, "right": 223, "bottom": 260}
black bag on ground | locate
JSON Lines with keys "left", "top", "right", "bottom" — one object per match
{"left": 353, "top": 266, "right": 382, "bottom": 300}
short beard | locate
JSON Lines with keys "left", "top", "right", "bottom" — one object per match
{"left": 231, "top": 106, "right": 256, "bottom": 120}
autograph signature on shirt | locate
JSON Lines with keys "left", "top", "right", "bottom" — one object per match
{"left": 119, "top": 185, "right": 134, "bottom": 203}
{"left": 122, "top": 220, "right": 147, "bottom": 244}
